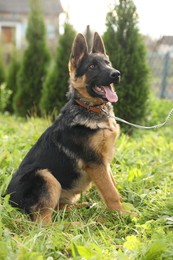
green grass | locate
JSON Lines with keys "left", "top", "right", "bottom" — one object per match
{"left": 0, "top": 97, "right": 173, "bottom": 259}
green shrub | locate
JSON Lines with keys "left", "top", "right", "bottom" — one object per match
{"left": 0, "top": 83, "right": 12, "bottom": 112}
{"left": 13, "top": 0, "right": 50, "bottom": 117}
{"left": 6, "top": 51, "right": 20, "bottom": 113}
{"left": 40, "top": 23, "right": 76, "bottom": 116}
{"left": 0, "top": 48, "right": 5, "bottom": 85}
{"left": 103, "top": 0, "right": 150, "bottom": 133}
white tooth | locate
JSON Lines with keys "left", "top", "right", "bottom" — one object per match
{"left": 95, "top": 87, "right": 100, "bottom": 92}
{"left": 94, "top": 86, "right": 105, "bottom": 94}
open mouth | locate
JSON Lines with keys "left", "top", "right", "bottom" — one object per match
{"left": 93, "top": 85, "right": 118, "bottom": 103}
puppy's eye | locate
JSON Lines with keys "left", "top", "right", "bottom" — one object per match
{"left": 105, "top": 60, "right": 110, "bottom": 65}
{"left": 89, "top": 64, "right": 95, "bottom": 69}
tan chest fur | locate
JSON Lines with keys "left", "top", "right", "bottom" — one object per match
{"left": 59, "top": 117, "right": 120, "bottom": 207}
{"left": 89, "top": 118, "right": 120, "bottom": 164}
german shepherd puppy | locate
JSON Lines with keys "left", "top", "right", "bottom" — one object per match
{"left": 6, "top": 32, "right": 126, "bottom": 223}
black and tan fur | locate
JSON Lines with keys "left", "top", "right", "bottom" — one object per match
{"left": 6, "top": 32, "right": 126, "bottom": 223}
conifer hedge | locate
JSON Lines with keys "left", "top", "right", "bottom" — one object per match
{"left": 40, "top": 23, "right": 76, "bottom": 116}
{"left": 103, "top": 0, "right": 150, "bottom": 133}
{"left": 13, "top": 0, "right": 50, "bottom": 116}
{"left": 0, "top": 49, "right": 5, "bottom": 85}
{"left": 6, "top": 51, "right": 20, "bottom": 113}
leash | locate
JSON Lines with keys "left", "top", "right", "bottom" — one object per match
{"left": 75, "top": 98, "right": 173, "bottom": 130}
{"left": 101, "top": 108, "right": 173, "bottom": 130}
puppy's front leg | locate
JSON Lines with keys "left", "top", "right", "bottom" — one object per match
{"left": 85, "top": 164, "right": 124, "bottom": 211}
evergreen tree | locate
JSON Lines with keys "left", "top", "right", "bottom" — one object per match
{"left": 14, "top": 0, "right": 50, "bottom": 116}
{"left": 40, "top": 23, "right": 76, "bottom": 116}
{"left": 6, "top": 51, "right": 20, "bottom": 113}
{"left": 0, "top": 48, "right": 5, "bottom": 85}
{"left": 103, "top": 0, "right": 149, "bottom": 133}
{"left": 85, "top": 25, "right": 92, "bottom": 52}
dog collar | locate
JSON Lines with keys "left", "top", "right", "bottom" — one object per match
{"left": 75, "top": 99, "right": 107, "bottom": 113}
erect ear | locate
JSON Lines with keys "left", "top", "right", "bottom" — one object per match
{"left": 91, "top": 32, "right": 106, "bottom": 54}
{"left": 70, "top": 33, "right": 88, "bottom": 67}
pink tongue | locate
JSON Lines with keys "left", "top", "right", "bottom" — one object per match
{"left": 103, "top": 86, "right": 118, "bottom": 103}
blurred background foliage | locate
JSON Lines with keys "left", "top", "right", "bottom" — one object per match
{"left": 0, "top": 0, "right": 172, "bottom": 133}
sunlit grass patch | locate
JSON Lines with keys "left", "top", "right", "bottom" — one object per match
{"left": 0, "top": 97, "right": 173, "bottom": 259}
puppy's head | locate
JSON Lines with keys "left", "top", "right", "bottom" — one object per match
{"left": 69, "top": 32, "right": 120, "bottom": 103}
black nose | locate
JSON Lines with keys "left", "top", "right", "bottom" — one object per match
{"left": 110, "top": 70, "right": 120, "bottom": 79}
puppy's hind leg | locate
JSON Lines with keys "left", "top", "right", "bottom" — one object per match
{"left": 31, "top": 169, "right": 61, "bottom": 224}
